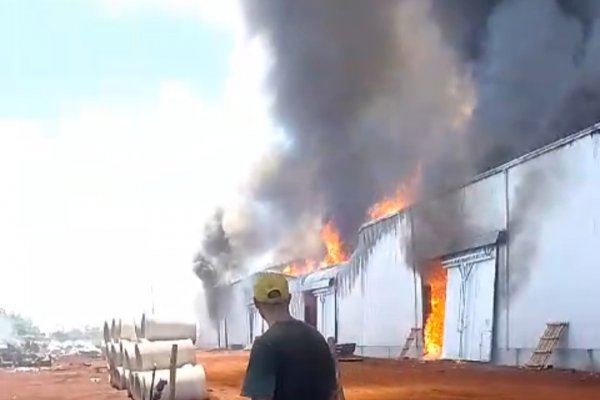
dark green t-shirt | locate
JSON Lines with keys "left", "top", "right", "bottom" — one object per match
{"left": 241, "top": 319, "right": 337, "bottom": 400}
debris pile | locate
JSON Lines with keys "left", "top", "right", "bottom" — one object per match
{"left": 0, "top": 339, "right": 53, "bottom": 369}
{"left": 103, "top": 314, "right": 207, "bottom": 400}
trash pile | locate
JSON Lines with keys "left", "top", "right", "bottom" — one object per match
{"left": 47, "top": 340, "right": 103, "bottom": 358}
{"left": 0, "top": 340, "right": 53, "bottom": 368}
{"left": 103, "top": 314, "right": 207, "bottom": 400}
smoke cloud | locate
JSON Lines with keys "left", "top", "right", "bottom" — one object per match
{"left": 194, "top": 0, "right": 600, "bottom": 305}
{"left": 192, "top": 210, "right": 236, "bottom": 324}
{"left": 0, "top": 313, "right": 16, "bottom": 344}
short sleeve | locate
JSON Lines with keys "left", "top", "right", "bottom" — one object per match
{"left": 241, "top": 338, "right": 277, "bottom": 398}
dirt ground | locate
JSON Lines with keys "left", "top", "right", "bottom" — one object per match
{"left": 1, "top": 352, "right": 599, "bottom": 400}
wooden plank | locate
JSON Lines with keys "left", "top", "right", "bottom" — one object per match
{"left": 399, "top": 328, "right": 421, "bottom": 359}
{"left": 526, "top": 322, "right": 568, "bottom": 369}
{"left": 169, "top": 344, "right": 178, "bottom": 400}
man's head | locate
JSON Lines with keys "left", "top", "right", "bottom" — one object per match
{"left": 253, "top": 272, "right": 292, "bottom": 325}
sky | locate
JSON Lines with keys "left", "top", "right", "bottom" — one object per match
{"left": 0, "top": 0, "right": 277, "bottom": 331}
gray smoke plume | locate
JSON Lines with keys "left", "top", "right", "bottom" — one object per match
{"left": 193, "top": 210, "right": 236, "bottom": 324}
{"left": 194, "top": 0, "right": 600, "bottom": 302}
{"left": 0, "top": 313, "right": 16, "bottom": 344}
{"left": 508, "top": 163, "right": 566, "bottom": 297}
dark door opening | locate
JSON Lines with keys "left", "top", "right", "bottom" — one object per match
{"left": 248, "top": 306, "right": 254, "bottom": 343}
{"left": 422, "top": 283, "right": 432, "bottom": 330}
{"left": 304, "top": 292, "right": 318, "bottom": 328}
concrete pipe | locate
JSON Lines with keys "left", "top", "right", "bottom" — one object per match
{"left": 133, "top": 372, "right": 149, "bottom": 400}
{"left": 103, "top": 320, "right": 111, "bottom": 344}
{"left": 123, "top": 347, "right": 136, "bottom": 371}
{"left": 120, "top": 320, "right": 137, "bottom": 342}
{"left": 124, "top": 369, "right": 134, "bottom": 395}
{"left": 114, "top": 366, "right": 127, "bottom": 390}
{"left": 135, "top": 318, "right": 142, "bottom": 341}
{"left": 120, "top": 340, "right": 135, "bottom": 369}
{"left": 129, "top": 371, "right": 140, "bottom": 398}
{"left": 102, "top": 342, "right": 108, "bottom": 360}
{"left": 110, "top": 342, "right": 122, "bottom": 367}
{"left": 109, "top": 368, "right": 116, "bottom": 389}
{"left": 134, "top": 339, "right": 196, "bottom": 371}
{"left": 138, "top": 364, "right": 207, "bottom": 400}
{"left": 139, "top": 314, "right": 197, "bottom": 343}
{"left": 110, "top": 318, "right": 121, "bottom": 342}
{"left": 138, "top": 369, "right": 173, "bottom": 400}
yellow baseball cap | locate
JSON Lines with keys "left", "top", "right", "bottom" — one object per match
{"left": 253, "top": 272, "right": 290, "bottom": 304}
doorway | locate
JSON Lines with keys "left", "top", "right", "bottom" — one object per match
{"left": 442, "top": 245, "right": 497, "bottom": 362}
{"left": 304, "top": 292, "right": 318, "bottom": 328}
{"left": 422, "top": 260, "right": 448, "bottom": 359}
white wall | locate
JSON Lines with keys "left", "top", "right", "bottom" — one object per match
{"left": 337, "top": 214, "right": 421, "bottom": 358}
{"left": 224, "top": 281, "right": 251, "bottom": 347}
{"left": 339, "top": 130, "right": 600, "bottom": 370}
{"left": 499, "top": 134, "right": 600, "bottom": 370}
{"left": 337, "top": 270, "right": 365, "bottom": 345}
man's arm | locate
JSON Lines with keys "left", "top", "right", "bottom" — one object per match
{"left": 241, "top": 339, "right": 277, "bottom": 400}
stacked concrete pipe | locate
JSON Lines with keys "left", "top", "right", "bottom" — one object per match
{"left": 104, "top": 315, "right": 205, "bottom": 400}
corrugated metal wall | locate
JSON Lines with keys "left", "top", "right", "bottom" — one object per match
{"left": 337, "top": 213, "right": 422, "bottom": 359}
{"left": 497, "top": 133, "right": 600, "bottom": 370}
{"left": 336, "top": 130, "right": 600, "bottom": 370}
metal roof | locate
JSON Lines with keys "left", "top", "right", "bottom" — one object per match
{"left": 293, "top": 264, "right": 345, "bottom": 292}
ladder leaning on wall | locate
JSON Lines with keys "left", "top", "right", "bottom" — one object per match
{"left": 525, "top": 322, "right": 569, "bottom": 370}
{"left": 399, "top": 327, "right": 423, "bottom": 359}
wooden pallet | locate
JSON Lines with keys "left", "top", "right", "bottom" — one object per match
{"left": 525, "top": 322, "right": 568, "bottom": 369}
{"left": 399, "top": 327, "right": 423, "bottom": 359}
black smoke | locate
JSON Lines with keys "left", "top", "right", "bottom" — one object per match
{"left": 194, "top": 0, "right": 600, "bottom": 299}
{"left": 193, "top": 210, "right": 237, "bottom": 324}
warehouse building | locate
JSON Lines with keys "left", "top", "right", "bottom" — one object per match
{"left": 206, "top": 123, "right": 600, "bottom": 371}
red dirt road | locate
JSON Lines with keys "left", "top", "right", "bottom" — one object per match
{"left": 1, "top": 352, "right": 599, "bottom": 400}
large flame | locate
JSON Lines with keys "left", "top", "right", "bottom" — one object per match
{"left": 282, "top": 259, "right": 316, "bottom": 276}
{"left": 320, "top": 221, "right": 348, "bottom": 266}
{"left": 282, "top": 222, "right": 348, "bottom": 276}
{"left": 283, "top": 166, "right": 420, "bottom": 276}
{"left": 423, "top": 262, "right": 447, "bottom": 359}
{"left": 368, "top": 165, "right": 422, "bottom": 220}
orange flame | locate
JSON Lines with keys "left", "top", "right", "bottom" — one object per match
{"left": 368, "top": 165, "right": 422, "bottom": 221}
{"left": 423, "top": 262, "right": 447, "bottom": 359}
{"left": 282, "top": 259, "right": 316, "bottom": 276}
{"left": 281, "top": 222, "right": 349, "bottom": 276}
{"left": 281, "top": 166, "right": 419, "bottom": 276}
{"left": 320, "top": 221, "right": 348, "bottom": 266}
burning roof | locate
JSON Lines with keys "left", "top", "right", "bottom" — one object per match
{"left": 195, "top": 0, "right": 600, "bottom": 323}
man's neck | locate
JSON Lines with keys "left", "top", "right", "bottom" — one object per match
{"left": 267, "top": 311, "right": 293, "bottom": 327}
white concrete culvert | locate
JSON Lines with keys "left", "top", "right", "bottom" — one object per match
{"left": 113, "top": 366, "right": 127, "bottom": 390}
{"left": 120, "top": 319, "right": 138, "bottom": 342}
{"left": 129, "top": 371, "right": 140, "bottom": 399}
{"left": 133, "top": 339, "right": 196, "bottom": 371}
{"left": 109, "top": 342, "right": 122, "bottom": 367}
{"left": 124, "top": 369, "right": 134, "bottom": 395}
{"left": 139, "top": 314, "right": 197, "bottom": 343}
{"left": 110, "top": 318, "right": 120, "bottom": 342}
{"left": 133, "top": 372, "right": 146, "bottom": 400}
{"left": 123, "top": 347, "right": 136, "bottom": 371}
{"left": 120, "top": 340, "right": 136, "bottom": 369}
{"left": 137, "top": 364, "right": 207, "bottom": 400}
{"left": 103, "top": 342, "right": 111, "bottom": 364}
{"left": 109, "top": 368, "right": 116, "bottom": 389}
{"left": 135, "top": 318, "right": 142, "bottom": 341}
{"left": 103, "top": 320, "right": 111, "bottom": 344}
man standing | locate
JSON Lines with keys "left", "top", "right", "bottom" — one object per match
{"left": 241, "top": 272, "right": 337, "bottom": 400}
